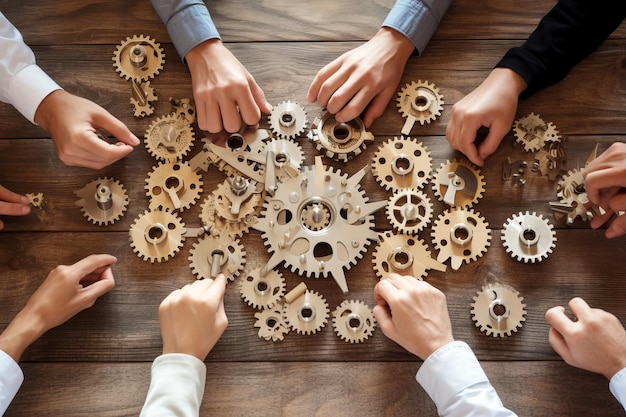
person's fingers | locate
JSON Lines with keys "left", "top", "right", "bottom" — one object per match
{"left": 545, "top": 305, "right": 577, "bottom": 336}
{"left": 477, "top": 122, "right": 510, "bottom": 162}
{"left": 221, "top": 100, "right": 243, "bottom": 133}
{"left": 568, "top": 297, "right": 592, "bottom": 321}
{"left": 361, "top": 87, "right": 395, "bottom": 128}
{"left": 69, "top": 254, "right": 118, "bottom": 282}
{"left": 547, "top": 326, "right": 571, "bottom": 362}
{"left": 372, "top": 304, "right": 395, "bottom": 337}
{"left": 307, "top": 60, "right": 341, "bottom": 103}
{"left": 0, "top": 201, "right": 31, "bottom": 217}
{"left": 79, "top": 266, "right": 116, "bottom": 300}
{"left": 249, "top": 76, "right": 272, "bottom": 114}
{"left": 0, "top": 185, "right": 31, "bottom": 204}
{"left": 92, "top": 110, "right": 140, "bottom": 146}
{"left": 605, "top": 214, "right": 626, "bottom": 239}
{"left": 456, "top": 120, "right": 483, "bottom": 166}
{"left": 236, "top": 92, "right": 262, "bottom": 127}
{"left": 317, "top": 69, "right": 350, "bottom": 108}
{"left": 204, "top": 97, "right": 224, "bottom": 133}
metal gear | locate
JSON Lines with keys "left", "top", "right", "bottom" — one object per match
{"left": 254, "top": 306, "right": 290, "bottom": 342}
{"left": 74, "top": 177, "right": 129, "bottom": 226}
{"left": 283, "top": 290, "right": 329, "bottom": 335}
{"left": 386, "top": 188, "right": 433, "bottom": 234}
{"left": 170, "top": 97, "right": 196, "bottom": 125}
{"left": 471, "top": 283, "right": 526, "bottom": 337}
{"left": 113, "top": 35, "right": 165, "bottom": 81}
{"left": 372, "top": 231, "right": 446, "bottom": 280}
{"left": 213, "top": 176, "right": 264, "bottom": 224}
{"left": 532, "top": 141, "right": 566, "bottom": 180}
{"left": 264, "top": 138, "right": 304, "bottom": 191}
{"left": 431, "top": 208, "right": 491, "bottom": 270}
{"left": 188, "top": 233, "right": 246, "bottom": 281}
{"left": 129, "top": 209, "right": 186, "bottom": 263}
{"left": 308, "top": 110, "right": 374, "bottom": 161}
{"left": 433, "top": 159, "right": 485, "bottom": 208}
{"left": 396, "top": 80, "right": 444, "bottom": 135}
{"left": 332, "top": 300, "right": 376, "bottom": 343}
{"left": 146, "top": 161, "right": 203, "bottom": 212}
{"left": 204, "top": 130, "right": 268, "bottom": 181}
{"left": 130, "top": 80, "right": 157, "bottom": 117}
{"left": 514, "top": 113, "right": 561, "bottom": 152}
{"left": 269, "top": 100, "right": 307, "bottom": 139}
{"left": 371, "top": 137, "right": 432, "bottom": 191}
{"left": 557, "top": 168, "right": 592, "bottom": 224}
{"left": 502, "top": 211, "right": 556, "bottom": 263}
{"left": 239, "top": 268, "right": 286, "bottom": 310}
{"left": 26, "top": 193, "right": 45, "bottom": 210}
{"left": 199, "top": 193, "right": 258, "bottom": 238}
{"left": 145, "top": 114, "right": 195, "bottom": 161}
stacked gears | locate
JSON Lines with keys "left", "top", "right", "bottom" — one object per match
{"left": 396, "top": 80, "right": 444, "bottom": 135}
{"left": 433, "top": 159, "right": 485, "bottom": 208}
{"left": 308, "top": 110, "right": 375, "bottom": 161}
{"left": 471, "top": 283, "right": 527, "bottom": 337}
{"left": 145, "top": 113, "right": 195, "bottom": 161}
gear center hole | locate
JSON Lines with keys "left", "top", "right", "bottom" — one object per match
{"left": 392, "top": 155, "right": 414, "bottom": 175}
{"left": 332, "top": 123, "right": 351, "bottom": 143}
{"left": 298, "top": 305, "right": 316, "bottom": 322}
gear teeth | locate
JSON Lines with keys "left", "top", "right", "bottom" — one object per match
{"left": 268, "top": 100, "right": 307, "bottom": 139}
{"left": 396, "top": 80, "right": 444, "bottom": 134}
{"left": 128, "top": 208, "right": 186, "bottom": 263}
{"left": 433, "top": 158, "right": 485, "bottom": 208}
{"left": 283, "top": 290, "right": 329, "bottom": 335}
{"left": 145, "top": 114, "right": 195, "bottom": 162}
{"left": 239, "top": 268, "right": 285, "bottom": 309}
{"left": 112, "top": 35, "right": 165, "bottom": 81}
{"left": 556, "top": 168, "right": 592, "bottom": 223}
{"left": 74, "top": 177, "right": 129, "bottom": 226}
{"left": 332, "top": 300, "right": 376, "bottom": 343}
{"left": 513, "top": 112, "right": 561, "bottom": 152}
{"left": 471, "top": 283, "right": 526, "bottom": 338}
{"left": 145, "top": 161, "right": 203, "bottom": 212}
{"left": 308, "top": 110, "right": 374, "bottom": 162}
{"left": 371, "top": 137, "right": 432, "bottom": 192}
{"left": 188, "top": 234, "right": 246, "bottom": 281}
{"left": 501, "top": 211, "right": 556, "bottom": 263}
{"left": 254, "top": 306, "right": 289, "bottom": 341}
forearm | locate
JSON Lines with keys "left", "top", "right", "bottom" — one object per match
{"left": 0, "top": 310, "right": 47, "bottom": 362}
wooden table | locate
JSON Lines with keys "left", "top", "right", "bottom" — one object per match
{"left": 1, "top": 1, "right": 625, "bottom": 415}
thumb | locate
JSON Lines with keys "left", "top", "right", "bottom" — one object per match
{"left": 93, "top": 109, "right": 140, "bottom": 146}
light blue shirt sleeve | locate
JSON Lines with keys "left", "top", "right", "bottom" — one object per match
{"left": 610, "top": 366, "right": 626, "bottom": 411}
{"left": 150, "top": 0, "right": 220, "bottom": 61}
{"left": 0, "top": 349, "right": 24, "bottom": 416}
{"left": 382, "top": 0, "right": 452, "bottom": 55}
{"left": 416, "top": 341, "right": 518, "bottom": 417}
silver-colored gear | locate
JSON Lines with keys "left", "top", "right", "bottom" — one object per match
{"left": 74, "top": 177, "right": 129, "bottom": 226}
{"left": 146, "top": 161, "right": 203, "bottom": 212}
{"left": 113, "top": 35, "right": 165, "bottom": 81}
{"left": 239, "top": 268, "right": 286, "bottom": 309}
{"left": 130, "top": 80, "right": 157, "bottom": 117}
{"left": 371, "top": 137, "right": 432, "bottom": 191}
{"left": 386, "top": 188, "right": 433, "bottom": 234}
{"left": 332, "top": 300, "right": 376, "bottom": 343}
{"left": 254, "top": 306, "right": 289, "bottom": 342}
{"left": 433, "top": 159, "right": 485, "bottom": 208}
{"left": 188, "top": 234, "right": 246, "bottom": 281}
{"left": 129, "top": 209, "right": 186, "bottom": 263}
{"left": 471, "top": 283, "right": 526, "bottom": 337}
{"left": 283, "top": 290, "right": 329, "bottom": 335}
{"left": 269, "top": 100, "right": 307, "bottom": 139}
{"left": 431, "top": 208, "right": 491, "bottom": 270}
{"left": 372, "top": 231, "right": 446, "bottom": 280}
{"left": 396, "top": 80, "right": 444, "bottom": 135}
{"left": 513, "top": 113, "right": 561, "bottom": 152}
{"left": 557, "top": 168, "right": 592, "bottom": 223}
{"left": 502, "top": 211, "right": 556, "bottom": 263}
{"left": 308, "top": 110, "right": 374, "bottom": 161}
{"left": 145, "top": 114, "right": 195, "bottom": 161}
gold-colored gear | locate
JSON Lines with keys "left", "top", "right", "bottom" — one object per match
{"left": 254, "top": 306, "right": 290, "bottom": 342}
{"left": 372, "top": 231, "right": 446, "bottom": 280}
{"left": 146, "top": 161, "right": 203, "bottom": 212}
{"left": 130, "top": 80, "right": 157, "bottom": 117}
{"left": 26, "top": 193, "right": 45, "bottom": 209}
{"left": 371, "top": 137, "right": 432, "bottom": 192}
{"left": 431, "top": 208, "right": 491, "bottom": 270}
{"left": 113, "top": 35, "right": 165, "bottom": 81}
{"left": 199, "top": 193, "right": 257, "bottom": 238}
{"left": 556, "top": 168, "right": 592, "bottom": 223}
{"left": 332, "top": 300, "right": 376, "bottom": 343}
{"left": 283, "top": 290, "right": 329, "bottom": 335}
{"left": 471, "top": 283, "right": 526, "bottom": 337}
{"left": 188, "top": 234, "right": 246, "bottom": 281}
{"left": 213, "top": 177, "right": 264, "bottom": 226}
{"left": 239, "top": 268, "right": 286, "bottom": 309}
{"left": 433, "top": 159, "right": 485, "bottom": 208}
{"left": 74, "top": 177, "right": 129, "bottom": 226}
{"left": 396, "top": 80, "right": 444, "bottom": 135}
{"left": 129, "top": 209, "right": 186, "bottom": 263}
{"left": 502, "top": 211, "right": 556, "bottom": 263}
{"left": 513, "top": 113, "right": 561, "bottom": 152}
{"left": 170, "top": 97, "right": 196, "bottom": 125}
{"left": 145, "top": 114, "right": 195, "bottom": 161}
{"left": 386, "top": 188, "right": 433, "bottom": 234}
{"left": 308, "top": 110, "right": 374, "bottom": 161}
{"left": 268, "top": 100, "right": 307, "bottom": 139}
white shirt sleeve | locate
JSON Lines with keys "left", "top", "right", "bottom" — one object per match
{"left": 140, "top": 353, "right": 206, "bottom": 417}
{"left": 0, "top": 12, "right": 61, "bottom": 124}
{"left": 416, "top": 341, "right": 518, "bottom": 417}
{"left": 609, "top": 366, "right": 626, "bottom": 411}
{"left": 0, "top": 349, "right": 24, "bottom": 416}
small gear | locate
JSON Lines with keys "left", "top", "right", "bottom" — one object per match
{"left": 386, "top": 188, "right": 433, "bottom": 234}
{"left": 283, "top": 290, "right": 329, "bottom": 335}
{"left": 264, "top": 138, "right": 304, "bottom": 188}
{"left": 372, "top": 231, "right": 446, "bottom": 280}
{"left": 170, "top": 97, "right": 196, "bottom": 125}
{"left": 557, "top": 168, "right": 592, "bottom": 223}
{"left": 113, "top": 35, "right": 165, "bottom": 81}
{"left": 74, "top": 177, "right": 128, "bottom": 226}
{"left": 502, "top": 211, "right": 556, "bottom": 263}
{"left": 26, "top": 193, "right": 45, "bottom": 209}
{"left": 145, "top": 114, "right": 195, "bottom": 161}
{"left": 332, "top": 300, "right": 376, "bottom": 343}
{"left": 188, "top": 234, "right": 246, "bottom": 281}
{"left": 213, "top": 177, "right": 264, "bottom": 224}
{"left": 129, "top": 209, "right": 186, "bottom": 263}
{"left": 514, "top": 113, "right": 561, "bottom": 152}
{"left": 130, "top": 80, "right": 157, "bottom": 117}
{"left": 308, "top": 110, "right": 374, "bottom": 161}
{"left": 254, "top": 306, "right": 289, "bottom": 342}
{"left": 532, "top": 141, "right": 566, "bottom": 180}
{"left": 146, "top": 161, "right": 203, "bottom": 212}
{"left": 239, "top": 268, "right": 286, "bottom": 309}
{"left": 471, "top": 283, "right": 526, "bottom": 337}
{"left": 269, "top": 100, "right": 307, "bottom": 139}
{"left": 433, "top": 159, "right": 485, "bottom": 208}
{"left": 199, "top": 193, "right": 258, "bottom": 238}
{"left": 431, "top": 208, "right": 491, "bottom": 270}
{"left": 396, "top": 80, "right": 444, "bottom": 135}
{"left": 371, "top": 137, "right": 432, "bottom": 191}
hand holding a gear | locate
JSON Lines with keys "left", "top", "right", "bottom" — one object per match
{"left": 372, "top": 273, "right": 454, "bottom": 360}
{"left": 0, "top": 184, "right": 31, "bottom": 229}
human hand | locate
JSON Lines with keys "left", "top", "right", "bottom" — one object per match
{"left": 446, "top": 68, "right": 527, "bottom": 166}
{"left": 159, "top": 274, "right": 228, "bottom": 361}
{"left": 373, "top": 273, "right": 454, "bottom": 360}
{"left": 186, "top": 39, "right": 272, "bottom": 134}
{"left": 307, "top": 28, "right": 415, "bottom": 128}
{"left": 34, "top": 90, "right": 139, "bottom": 169}
{"left": 0, "top": 184, "right": 31, "bottom": 230}
{"left": 546, "top": 297, "right": 626, "bottom": 379}
{"left": 583, "top": 142, "right": 626, "bottom": 238}
{"left": 0, "top": 254, "right": 117, "bottom": 361}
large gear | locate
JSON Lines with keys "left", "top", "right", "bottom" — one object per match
{"left": 514, "top": 113, "right": 561, "bottom": 152}
{"left": 396, "top": 80, "right": 444, "bottom": 135}
{"left": 372, "top": 231, "right": 446, "bottom": 280}
{"left": 254, "top": 306, "right": 290, "bottom": 342}
{"left": 433, "top": 159, "right": 485, "bottom": 208}
{"left": 74, "top": 177, "right": 128, "bottom": 226}
{"left": 188, "top": 234, "right": 246, "bottom": 281}
{"left": 431, "top": 208, "right": 491, "bottom": 270}
{"left": 146, "top": 161, "right": 203, "bottom": 212}
{"left": 269, "top": 100, "right": 307, "bottom": 139}
{"left": 308, "top": 110, "right": 374, "bottom": 161}
{"left": 129, "top": 209, "right": 186, "bottom": 263}
{"left": 283, "top": 290, "right": 329, "bottom": 335}
{"left": 557, "top": 168, "right": 592, "bottom": 224}
{"left": 239, "top": 267, "right": 286, "bottom": 309}
{"left": 471, "top": 283, "right": 527, "bottom": 337}
{"left": 145, "top": 114, "right": 195, "bottom": 161}
{"left": 332, "top": 300, "right": 376, "bottom": 343}
{"left": 371, "top": 137, "right": 432, "bottom": 192}
{"left": 502, "top": 211, "right": 556, "bottom": 263}
{"left": 386, "top": 188, "right": 433, "bottom": 234}
{"left": 113, "top": 35, "right": 165, "bottom": 81}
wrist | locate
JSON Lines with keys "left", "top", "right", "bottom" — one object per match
{"left": 186, "top": 38, "right": 222, "bottom": 66}
{"left": 490, "top": 67, "right": 528, "bottom": 96}
{"left": 377, "top": 27, "right": 415, "bottom": 61}
{"left": 0, "top": 311, "right": 47, "bottom": 362}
